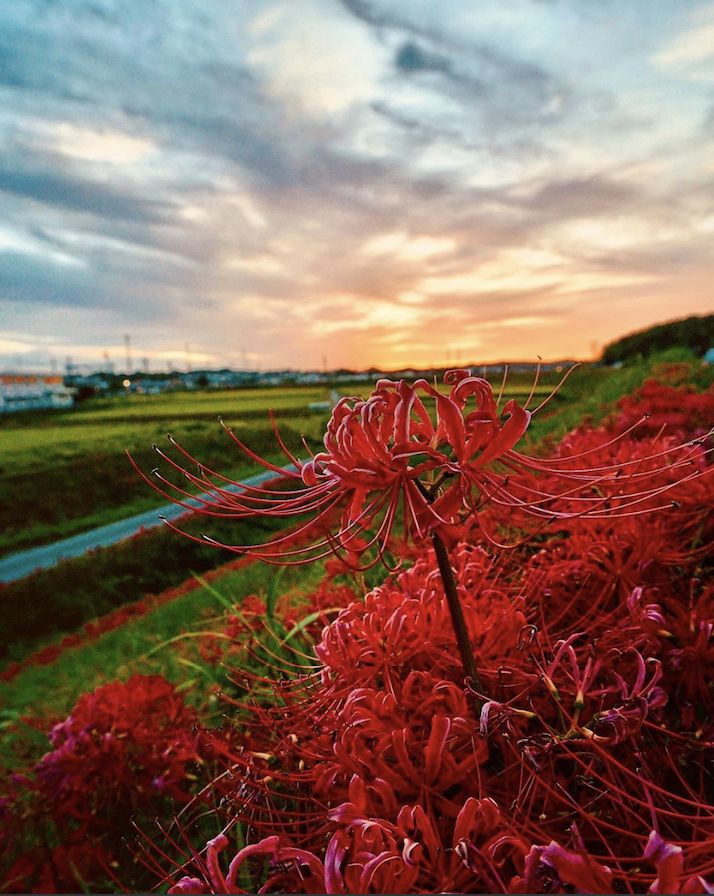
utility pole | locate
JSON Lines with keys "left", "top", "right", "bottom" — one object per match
{"left": 124, "top": 334, "right": 132, "bottom": 375}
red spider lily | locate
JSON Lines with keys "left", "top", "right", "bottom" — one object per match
{"left": 2, "top": 676, "right": 204, "bottom": 894}
{"left": 149, "top": 505, "right": 714, "bottom": 893}
{"left": 315, "top": 544, "right": 524, "bottom": 688}
{"left": 134, "top": 368, "right": 710, "bottom": 687}
{"left": 132, "top": 367, "right": 711, "bottom": 567}
{"left": 35, "top": 675, "right": 201, "bottom": 818}
{"left": 129, "top": 373, "right": 714, "bottom": 895}
{"left": 130, "top": 370, "right": 531, "bottom": 565}
{"left": 613, "top": 379, "right": 714, "bottom": 442}
{"left": 167, "top": 833, "right": 325, "bottom": 895}
{"left": 512, "top": 830, "right": 714, "bottom": 895}
{"left": 165, "top": 792, "right": 535, "bottom": 894}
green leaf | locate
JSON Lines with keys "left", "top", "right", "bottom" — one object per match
{"left": 278, "top": 606, "right": 343, "bottom": 649}
{"left": 191, "top": 573, "right": 235, "bottom": 612}
{"left": 265, "top": 568, "right": 286, "bottom": 621}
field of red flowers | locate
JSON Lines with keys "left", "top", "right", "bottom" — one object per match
{"left": 1, "top": 366, "right": 712, "bottom": 894}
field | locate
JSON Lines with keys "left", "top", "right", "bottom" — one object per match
{"left": 0, "top": 386, "right": 333, "bottom": 557}
{"left": 1, "top": 354, "right": 712, "bottom": 894}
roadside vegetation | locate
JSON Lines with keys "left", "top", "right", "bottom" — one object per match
{"left": 601, "top": 312, "right": 714, "bottom": 364}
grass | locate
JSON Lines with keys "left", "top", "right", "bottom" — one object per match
{"left": 525, "top": 349, "right": 713, "bottom": 445}
{"left": 0, "top": 409, "right": 327, "bottom": 557}
{"left": 0, "top": 557, "right": 326, "bottom": 770}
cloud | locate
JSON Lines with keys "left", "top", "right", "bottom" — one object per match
{"left": 343, "top": 0, "right": 568, "bottom": 133}
{"left": 655, "top": 4, "right": 714, "bottom": 67}
{"left": 0, "top": 0, "right": 711, "bottom": 370}
{"left": 0, "top": 166, "right": 172, "bottom": 222}
{"left": 525, "top": 176, "right": 640, "bottom": 221}
{"left": 0, "top": 250, "right": 104, "bottom": 309}
{"left": 395, "top": 41, "right": 457, "bottom": 77}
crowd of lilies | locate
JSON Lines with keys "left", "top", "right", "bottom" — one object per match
{"left": 2, "top": 367, "right": 712, "bottom": 894}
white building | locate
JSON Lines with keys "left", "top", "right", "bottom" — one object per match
{"left": 0, "top": 375, "right": 75, "bottom": 414}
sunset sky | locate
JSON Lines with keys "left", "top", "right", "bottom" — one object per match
{"left": 1, "top": 1, "right": 713, "bottom": 372}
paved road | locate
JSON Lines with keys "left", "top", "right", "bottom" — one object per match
{"left": 0, "top": 466, "right": 294, "bottom": 584}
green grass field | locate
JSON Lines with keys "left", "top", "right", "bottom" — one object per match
{"left": 0, "top": 557, "right": 328, "bottom": 770}
{"left": 0, "top": 390, "right": 327, "bottom": 556}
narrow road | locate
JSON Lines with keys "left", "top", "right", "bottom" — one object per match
{"left": 0, "top": 467, "right": 293, "bottom": 584}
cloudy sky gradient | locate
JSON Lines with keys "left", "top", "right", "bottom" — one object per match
{"left": 1, "top": 0, "right": 713, "bottom": 371}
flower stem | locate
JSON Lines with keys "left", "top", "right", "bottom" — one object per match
{"left": 431, "top": 530, "right": 480, "bottom": 692}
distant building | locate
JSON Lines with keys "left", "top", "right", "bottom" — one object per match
{"left": 703, "top": 348, "right": 714, "bottom": 365}
{"left": 0, "top": 375, "right": 75, "bottom": 414}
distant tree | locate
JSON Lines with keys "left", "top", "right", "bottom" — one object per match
{"left": 601, "top": 314, "right": 714, "bottom": 364}
{"left": 74, "top": 385, "right": 97, "bottom": 403}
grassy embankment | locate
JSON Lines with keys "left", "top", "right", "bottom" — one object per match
{"left": 0, "top": 386, "right": 336, "bottom": 558}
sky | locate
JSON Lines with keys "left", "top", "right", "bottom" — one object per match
{"left": 1, "top": 0, "right": 713, "bottom": 373}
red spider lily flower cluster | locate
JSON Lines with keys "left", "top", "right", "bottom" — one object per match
{"left": 161, "top": 532, "right": 714, "bottom": 893}
{"left": 36, "top": 675, "right": 200, "bottom": 809}
{"left": 1, "top": 676, "right": 203, "bottom": 893}
{"left": 150, "top": 378, "right": 713, "bottom": 896}
{"left": 136, "top": 368, "right": 710, "bottom": 567}
{"left": 5, "top": 374, "right": 712, "bottom": 894}
{"left": 613, "top": 378, "right": 713, "bottom": 441}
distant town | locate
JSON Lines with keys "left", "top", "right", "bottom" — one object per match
{"left": 0, "top": 359, "right": 576, "bottom": 415}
